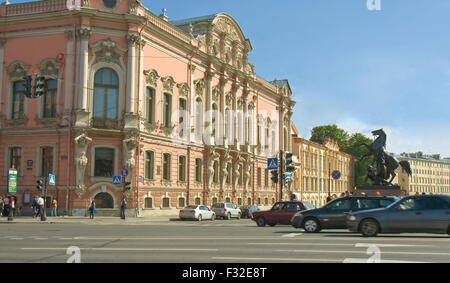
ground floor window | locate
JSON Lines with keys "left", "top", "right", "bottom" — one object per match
{"left": 162, "top": 197, "right": 170, "bottom": 208}
{"left": 144, "top": 197, "right": 153, "bottom": 209}
{"left": 247, "top": 197, "right": 252, "bottom": 205}
{"left": 212, "top": 197, "right": 218, "bottom": 205}
{"left": 225, "top": 197, "right": 231, "bottom": 203}
{"left": 237, "top": 198, "right": 242, "bottom": 206}
{"left": 178, "top": 197, "right": 185, "bottom": 208}
{"left": 195, "top": 197, "right": 201, "bottom": 205}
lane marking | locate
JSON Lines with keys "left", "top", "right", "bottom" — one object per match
{"left": 275, "top": 249, "right": 450, "bottom": 256}
{"left": 342, "top": 258, "right": 430, "bottom": 263}
{"left": 21, "top": 248, "right": 218, "bottom": 252}
{"left": 281, "top": 233, "right": 303, "bottom": 238}
{"left": 248, "top": 243, "right": 437, "bottom": 248}
{"left": 212, "top": 256, "right": 340, "bottom": 262}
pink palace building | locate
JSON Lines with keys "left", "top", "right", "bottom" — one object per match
{"left": 0, "top": 0, "right": 295, "bottom": 216}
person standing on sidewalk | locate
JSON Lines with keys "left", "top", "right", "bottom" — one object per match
{"left": 0, "top": 196, "right": 4, "bottom": 217}
{"left": 50, "top": 199, "right": 58, "bottom": 217}
{"left": 88, "top": 200, "right": 96, "bottom": 219}
{"left": 3, "top": 196, "right": 10, "bottom": 217}
{"left": 120, "top": 197, "right": 127, "bottom": 219}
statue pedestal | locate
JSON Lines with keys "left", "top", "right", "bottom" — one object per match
{"left": 356, "top": 185, "right": 403, "bottom": 196}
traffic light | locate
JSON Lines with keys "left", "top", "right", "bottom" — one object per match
{"left": 35, "top": 75, "right": 45, "bottom": 97}
{"left": 285, "top": 152, "right": 295, "bottom": 172}
{"left": 270, "top": 170, "right": 278, "bottom": 184}
{"left": 23, "top": 76, "right": 33, "bottom": 98}
{"left": 124, "top": 181, "right": 131, "bottom": 192}
{"left": 36, "top": 179, "right": 43, "bottom": 190}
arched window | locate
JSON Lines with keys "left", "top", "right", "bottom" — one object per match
{"left": 195, "top": 98, "right": 203, "bottom": 140}
{"left": 94, "top": 192, "right": 114, "bottom": 209}
{"left": 93, "top": 68, "right": 119, "bottom": 121}
{"left": 12, "top": 81, "right": 25, "bottom": 120}
{"left": 43, "top": 79, "right": 57, "bottom": 118}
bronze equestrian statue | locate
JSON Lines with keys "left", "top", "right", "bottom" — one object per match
{"left": 357, "top": 129, "right": 412, "bottom": 186}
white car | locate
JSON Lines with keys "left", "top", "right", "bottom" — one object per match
{"left": 211, "top": 202, "right": 242, "bottom": 220}
{"left": 179, "top": 205, "right": 216, "bottom": 221}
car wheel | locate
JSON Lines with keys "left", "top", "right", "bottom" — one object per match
{"left": 198, "top": 215, "right": 202, "bottom": 222}
{"left": 303, "top": 218, "right": 320, "bottom": 233}
{"left": 360, "top": 219, "right": 379, "bottom": 237}
{"left": 256, "top": 216, "right": 266, "bottom": 227}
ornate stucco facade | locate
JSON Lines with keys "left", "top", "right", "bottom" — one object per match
{"left": 291, "top": 124, "right": 355, "bottom": 207}
{"left": 0, "top": 0, "right": 295, "bottom": 215}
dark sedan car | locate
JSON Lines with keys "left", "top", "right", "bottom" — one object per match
{"left": 239, "top": 205, "right": 259, "bottom": 219}
{"left": 291, "top": 196, "right": 398, "bottom": 232}
{"left": 347, "top": 195, "right": 450, "bottom": 237}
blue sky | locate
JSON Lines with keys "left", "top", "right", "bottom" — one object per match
{"left": 9, "top": 0, "right": 450, "bottom": 156}
{"left": 142, "top": 0, "right": 450, "bottom": 156}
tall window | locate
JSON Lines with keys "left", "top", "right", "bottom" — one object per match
{"left": 12, "top": 81, "right": 25, "bottom": 120}
{"left": 162, "top": 93, "right": 172, "bottom": 128}
{"left": 195, "top": 98, "right": 203, "bottom": 140}
{"left": 257, "top": 167, "right": 262, "bottom": 187}
{"left": 93, "top": 68, "right": 119, "bottom": 120}
{"left": 94, "top": 148, "right": 114, "bottom": 177}
{"left": 213, "top": 160, "right": 219, "bottom": 183}
{"left": 178, "top": 98, "right": 187, "bottom": 137}
{"left": 43, "top": 79, "right": 57, "bottom": 118}
{"left": 195, "top": 158, "right": 202, "bottom": 183}
{"left": 9, "top": 147, "right": 22, "bottom": 172}
{"left": 265, "top": 168, "right": 269, "bottom": 187}
{"left": 162, "top": 153, "right": 171, "bottom": 181}
{"left": 178, "top": 155, "right": 186, "bottom": 182}
{"left": 41, "top": 147, "right": 54, "bottom": 176}
{"left": 145, "top": 87, "right": 155, "bottom": 123}
{"left": 144, "top": 151, "right": 154, "bottom": 180}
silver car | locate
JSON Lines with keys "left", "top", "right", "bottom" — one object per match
{"left": 211, "top": 202, "right": 241, "bottom": 220}
{"left": 347, "top": 195, "right": 450, "bottom": 237}
{"left": 179, "top": 205, "right": 216, "bottom": 221}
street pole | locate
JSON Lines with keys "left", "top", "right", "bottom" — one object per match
{"left": 41, "top": 162, "right": 48, "bottom": 221}
{"left": 280, "top": 150, "right": 283, "bottom": 201}
{"left": 328, "top": 162, "right": 331, "bottom": 198}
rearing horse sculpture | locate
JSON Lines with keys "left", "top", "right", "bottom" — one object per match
{"left": 356, "top": 129, "right": 412, "bottom": 185}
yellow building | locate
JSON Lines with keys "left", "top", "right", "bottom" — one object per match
{"left": 396, "top": 152, "right": 450, "bottom": 196}
{"left": 291, "top": 124, "right": 355, "bottom": 207}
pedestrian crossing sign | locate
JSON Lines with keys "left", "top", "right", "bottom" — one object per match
{"left": 113, "top": 176, "right": 122, "bottom": 185}
{"left": 49, "top": 174, "right": 55, "bottom": 186}
{"left": 268, "top": 158, "right": 278, "bottom": 170}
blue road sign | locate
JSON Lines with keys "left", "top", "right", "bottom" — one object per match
{"left": 113, "top": 176, "right": 122, "bottom": 185}
{"left": 268, "top": 158, "right": 278, "bottom": 170}
{"left": 49, "top": 174, "right": 55, "bottom": 185}
{"left": 121, "top": 168, "right": 129, "bottom": 177}
{"left": 332, "top": 170, "right": 341, "bottom": 180}
{"left": 284, "top": 173, "right": 291, "bottom": 181}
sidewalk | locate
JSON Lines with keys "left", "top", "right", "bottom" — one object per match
{"left": 0, "top": 214, "right": 177, "bottom": 224}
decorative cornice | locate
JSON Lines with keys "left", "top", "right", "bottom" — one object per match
{"left": 161, "top": 76, "right": 176, "bottom": 93}
{"left": 177, "top": 82, "right": 189, "bottom": 98}
{"left": 7, "top": 61, "right": 29, "bottom": 79}
{"left": 38, "top": 58, "right": 61, "bottom": 77}
{"left": 144, "top": 69, "right": 160, "bottom": 87}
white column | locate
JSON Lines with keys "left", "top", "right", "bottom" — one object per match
{"left": 126, "top": 33, "right": 138, "bottom": 114}
{"left": 63, "top": 30, "right": 75, "bottom": 125}
{"left": 77, "top": 27, "right": 91, "bottom": 110}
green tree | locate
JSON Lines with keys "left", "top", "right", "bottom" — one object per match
{"left": 310, "top": 125, "right": 349, "bottom": 148}
{"left": 309, "top": 125, "right": 374, "bottom": 187}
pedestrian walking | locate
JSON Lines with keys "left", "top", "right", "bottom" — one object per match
{"left": 32, "top": 196, "right": 38, "bottom": 218}
{"left": 88, "top": 201, "right": 95, "bottom": 219}
{"left": 0, "top": 196, "right": 4, "bottom": 217}
{"left": 3, "top": 196, "right": 10, "bottom": 217}
{"left": 36, "top": 195, "right": 44, "bottom": 218}
{"left": 120, "top": 197, "right": 127, "bottom": 219}
{"left": 50, "top": 199, "right": 58, "bottom": 217}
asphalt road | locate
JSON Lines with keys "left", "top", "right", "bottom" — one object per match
{"left": 0, "top": 219, "right": 449, "bottom": 263}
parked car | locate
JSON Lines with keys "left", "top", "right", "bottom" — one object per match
{"left": 347, "top": 195, "right": 450, "bottom": 237}
{"left": 179, "top": 205, "right": 216, "bottom": 221}
{"left": 291, "top": 196, "right": 398, "bottom": 232}
{"left": 252, "top": 201, "right": 307, "bottom": 227}
{"left": 239, "top": 205, "right": 260, "bottom": 219}
{"left": 211, "top": 202, "right": 242, "bottom": 220}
